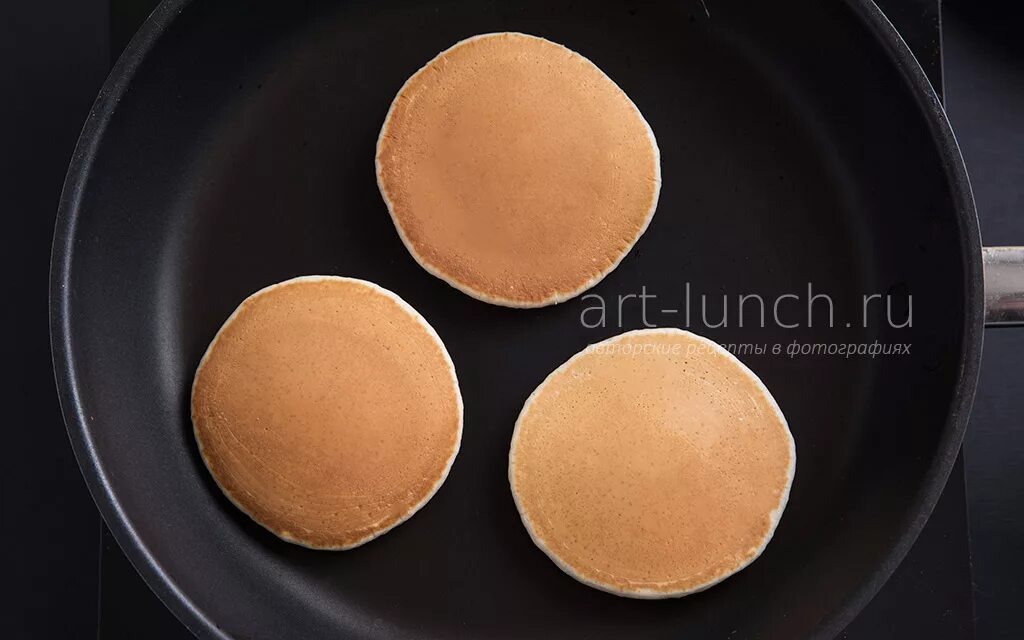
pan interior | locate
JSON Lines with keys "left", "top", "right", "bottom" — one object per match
{"left": 61, "top": 0, "right": 969, "bottom": 638}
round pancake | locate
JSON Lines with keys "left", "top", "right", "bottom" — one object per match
{"left": 191, "top": 276, "right": 462, "bottom": 549}
{"left": 509, "top": 329, "right": 795, "bottom": 597}
{"left": 376, "top": 32, "right": 661, "bottom": 307}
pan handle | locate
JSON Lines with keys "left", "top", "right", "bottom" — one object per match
{"left": 984, "top": 246, "right": 1024, "bottom": 327}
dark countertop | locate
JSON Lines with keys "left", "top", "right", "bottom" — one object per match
{"left": 3, "top": 0, "right": 1020, "bottom": 638}
{"left": 3, "top": 1, "right": 108, "bottom": 638}
{"left": 943, "top": 3, "right": 1024, "bottom": 638}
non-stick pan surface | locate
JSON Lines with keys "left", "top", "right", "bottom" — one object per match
{"left": 51, "top": 0, "right": 982, "bottom": 638}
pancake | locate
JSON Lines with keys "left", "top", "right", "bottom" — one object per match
{"left": 191, "top": 276, "right": 462, "bottom": 549}
{"left": 375, "top": 32, "right": 661, "bottom": 307}
{"left": 509, "top": 329, "right": 795, "bottom": 597}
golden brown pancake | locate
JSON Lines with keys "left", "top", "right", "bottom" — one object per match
{"left": 509, "top": 329, "right": 795, "bottom": 597}
{"left": 376, "top": 32, "right": 661, "bottom": 307}
{"left": 191, "top": 276, "right": 462, "bottom": 549}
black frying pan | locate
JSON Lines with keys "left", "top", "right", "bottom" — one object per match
{"left": 50, "top": 0, "right": 1024, "bottom": 638}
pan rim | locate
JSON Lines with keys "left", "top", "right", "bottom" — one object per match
{"left": 48, "top": 1, "right": 983, "bottom": 638}
{"left": 804, "top": 2, "right": 983, "bottom": 637}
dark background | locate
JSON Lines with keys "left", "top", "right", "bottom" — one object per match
{"left": 2, "top": 0, "right": 1020, "bottom": 638}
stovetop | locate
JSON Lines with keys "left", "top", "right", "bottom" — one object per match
{"left": 93, "top": 1, "right": 975, "bottom": 638}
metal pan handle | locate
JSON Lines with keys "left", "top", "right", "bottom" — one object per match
{"left": 984, "top": 247, "right": 1024, "bottom": 327}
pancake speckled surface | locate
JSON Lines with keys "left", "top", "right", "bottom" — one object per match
{"left": 509, "top": 329, "right": 795, "bottom": 597}
{"left": 376, "top": 32, "right": 661, "bottom": 307}
{"left": 191, "top": 276, "right": 462, "bottom": 549}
